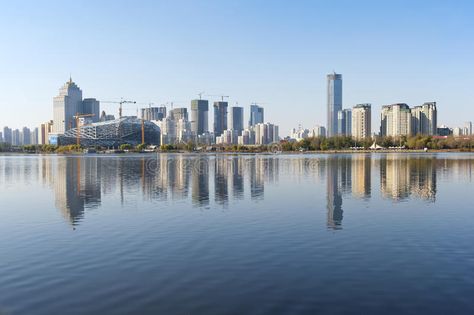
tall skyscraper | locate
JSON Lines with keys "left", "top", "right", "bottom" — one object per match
{"left": 337, "top": 108, "right": 352, "bottom": 136}
{"left": 465, "top": 121, "right": 473, "bottom": 136}
{"left": 21, "top": 127, "right": 31, "bottom": 145}
{"left": 39, "top": 121, "right": 54, "bottom": 145}
{"left": 12, "top": 129, "right": 20, "bottom": 146}
{"left": 213, "top": 101, "right": 228, "bottom": 136}
{"left": 327, "top": 72, "right": 342, "bottom": 137}
{"left": 191, "top": 99, "right": 209, "bottom": 135}
{"left": 30, "top": 127, "right": 39, "bottom": 145}
{"left": 82, "top": 98, "right": 100, "bottom": 122}
{"left": 53, "top": 77, "right": 83, "bottom": 134}
{"left": 249, "top": 104, "right": 264, "bottom": 127}
{"left": 228, "top": 106, "right": 244, "bottom": 133}
{"left": 352, "top": 104, "right": 371, "bottom": 139}
{"left": 380, "top": 103, "right": 412, "bottom": 137}
{"left": 411, "top": 102, "right": 437, "bottom": 136}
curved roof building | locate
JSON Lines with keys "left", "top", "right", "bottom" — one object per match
{"left": 58, "top": 117, "right": 161, "bottom": 147}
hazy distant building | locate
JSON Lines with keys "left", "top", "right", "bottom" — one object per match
{"left": 249, "top": 104, "right": 264, "bottom": 127}
{"left": 100, "top": 110, "right": 115, "bottom": 122}
{"left": 380, "top": 103, "right": 412, "bottom": 137}
{"left": 352, "top": 104, "right": 371, "bottom": 139}
{"left": 228, "top": 106, "right": 244, "bottom": 133}
{"left": 12, "top": 129, "right": 20, "bottom": 146}
{"left": 327, "top": 72, "right": 343, "bottom": 137}
{"left": 30, "top": 127, "right": 39, "bottom": 145}
{"left": 213, "top": 101, "right": 228, "bottom": 137}
{"left": 191, "top": 99, "right": 209, "bottom": 135}
{"left": 141, "top": 106, "right": 166, "bottom": 121}
{"left": 310, "top": 125, "right": 326, "bottom": 138}
{"left": 3, "top": 127, "right": 12, "bottom": 144}
{"left": 337, "top": 108, "right": 352, "bottom": 136}
{"left": 255, "top": 122, "right": 279, "bottom": 145}
{"left": 53, "top": 77, "right": 83, "bottom": 134}
{"left": 169, "top": 108, "right": 188, "bottom": 121}
{"left": 21, "top": 127, "right": 31, "bottom": 145}
{"left": 411, "top": 102, "right": 437, "bottom": 135}
{"left": 465, "top": 121, "right": 473, "bottom": 135}
{"left": 82, "top": 98, "right": 100, "bottom": 122}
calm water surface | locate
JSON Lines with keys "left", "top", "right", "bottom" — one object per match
{"left": 0, "top": 153, "right": 473, "bottom": 315}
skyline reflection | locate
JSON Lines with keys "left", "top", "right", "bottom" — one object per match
{"left": 1, "top": 154, "right": 472, "bottom": 228}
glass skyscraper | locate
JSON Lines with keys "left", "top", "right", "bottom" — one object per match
{"left": 249, "top": 104, "right": 264, "bottom": 127}
{"left": 191, "top": 99, "right": 209, "bottom": 135}
{"left": 327, "top": 73, "right": 342, "bottom": 137}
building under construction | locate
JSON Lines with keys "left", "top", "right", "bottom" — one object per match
{"left": 58, "top": 117, "right": 161, "bottom": 147}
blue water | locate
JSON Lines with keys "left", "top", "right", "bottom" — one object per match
{"left": 0, "top": 153, "right": 473, "bottom": 315}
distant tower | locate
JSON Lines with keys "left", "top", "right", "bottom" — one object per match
{"left": 327, "top": 72, "right": 342, "bottom": 137}
{"left": 213, "top": 101, "right": 228, "bottom": 136}
{"left": 191, "top": 99, "right": 209, "bottom": 135}
{"left": 228, "top": 106, "right": 244, "bottom": 133}
{"left": 53, "top": 77, "right": 83, "bottom": 133}
{"left": 249, "top": 104, "right": 264, "bottom": 127}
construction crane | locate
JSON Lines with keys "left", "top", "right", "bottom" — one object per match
{"left": 207, "top": 94, "right": 229, "bottom": 102}
{"left": 102, "top": 99, "right": 137, "bottom": 118}
{"left": 73, "top": 113, "right": 95, "bottom": 146}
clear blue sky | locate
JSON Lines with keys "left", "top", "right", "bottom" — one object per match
{"left": 1, "top": 0, "right": 473, "bottom": 134}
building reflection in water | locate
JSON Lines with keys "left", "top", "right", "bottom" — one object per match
{"left": 18, "top": 154, "right": 474, "bottom": 228}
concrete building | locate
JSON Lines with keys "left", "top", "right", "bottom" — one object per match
{"left": 327, "top": 72, "right": 343, "bottom": 137}
{"left": 141, "top": 106, "right": 166, "bottom": 121}
{"left": 169, "top": 108, "right": 188, "bottom": 121}
{"left": 411, "top": 102, "right": 437, "bottom": 135}
{"left": 464, "top": 121, "right": 472, "bottom": 136}
{"left": 255, "top": 123, "right": 279, "bottom": 145}
{"left": 82, "top": 98, "right": 100, "bottom": 122}
{"left": 158, "top": 116, "right": 176, "bottom": 145}
{"left": 3, "top": 127, "right": 12, "bottom": 144}
{"left": 337, "top": 108, "right": 352, "bottom": 136}
{"left": 380, "top": 103, "right": 412, "bottom": 137}
{"left": 352, "top": 104, "right": 371, "bottom": 140}
{"left": 12, "top": 129, "right": 20, "bottom": 146}
{"left": 21, "top": 127, "right": 31, "bottom": 145}
{"left": 213, "top": 101, "right": 228, "bottom": 137}
{"left": 39, "top": 121, "right": 54, "bottom": 145}
{"left": 249, "top": 104, "right": 264, "bottom": 127}
{"left": 30, "top": 128, "right": 39, "bottom": 145}
{"left": 228, "top": 106, "right": 244, "bottom": 134}
{"left": 191, "top": 99, "right": 209, "bottom": 135}
{"left": 53, "top": 77, "right": 83, "bottom": 134}
{"left": 310, "top": 125, "right": 326, "bottom": 138}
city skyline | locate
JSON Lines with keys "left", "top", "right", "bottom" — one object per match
{"left": 1, "top": 1, "right": 474, "bottom": 133}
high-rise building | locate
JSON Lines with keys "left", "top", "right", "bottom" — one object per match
{"left": 464, "top": 121, "right": 472, "bottom": 136}
{"left": 213, "top": 101, "right": 228, "bottom": 136}
{"left": 327, "top": 72, "right": 343, "bottom": 137}
{"left": 411, "top": 102, "right": 437, "bottom": 135}
{"left": 380, "top": 103, "right": 412, "bottom": 137}
{"left": 30, "top": 127, "right": 39, "bottom": 145}
{"left": 21, "top": 127, "right": 31, "bottom": 145}
{"left": 3, "top": 127, "right": 12, "bottom": 144}
{"left": 337, "top": 109, "right": 352, "bottom": 136}
{"left": 169, "top": 108, "right": 188, "bottom": 121}
{"left": 249, "top": 104, "right": 264, "bottom": 127}
{"left": 53, "top": 77, "right": 83, "bottom": 134}
{"left": 141, "top": 106, "right": 166, "bottom": 121}
{"left": 39, "top": 121, "right": 54, "bottom": 145}
{"left": 228, "top": 106, "right": 244, "bottom": 133}
{"left": 191, "top": 99, "right": 209, "bottom": 135}
{"left": 352, "top": 104, "right": 371, "bottom": 139}
{"left": 12, "top": 129, "right": 20, "bottom": 146}
{"left": 82, "top": 98, "right": 100, "bottom": 122}
{"left": 255, "top": 123, "right": 279, "bottom": 145}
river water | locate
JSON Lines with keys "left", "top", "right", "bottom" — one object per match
{"left": 0, "top": 153, "right": 473, "bottom": 314}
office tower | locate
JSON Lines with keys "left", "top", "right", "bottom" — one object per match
{"left": 380, "top": 103, "right": 412, "bottom": 137}
{"left": 191, "top": 99, "right": 209, "bottom": 135}
{"left": 411, "top": 102, "right": 437, "bottom": 135}
{"left": 39, "top": 121, "right": 54, "bottom": 145}
{"left": 169, "top": 108, "right": 188, "bottom": 121}
{"left": 21, "top": 127, "right": 31, "bottom": 145}
{"left": 176, "top": 118, "right": 192, "bottom": 143}
{"left": 159, "top": 116, "right": 177, "bottom": 145}
{"left": 464, "top": 122, "right": 472, "bottom": 136}
{"left": 249, "top": 103, "right": 264, "bottom": 127}
{"left": 327, "top": 72, "right": 343, "bottom": 137}
{"left": 351, "top": 104, "right": 371, "bottom": 139}
{"left": 53, "top": 77, "right": 83, "bottom": 133}
{"left": 82, "top": 98, "right": 100, "bottom": 122}
{"left": 337, "top": 109, "right": 352, "bottom": 136}
{"left": 213, "top": 101, "right": 228, "bottom": 136}
{"left": 12, "top": 129, "right": 20, "bottom": 146}
{"left": 3, "top": 127, "right": 12, "bottom": 144}
{"left": 228, "top": 106, "right": 244, "bottom": 133}
{"left": 141, "top": 106, "right": 166, "bottom": 121}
